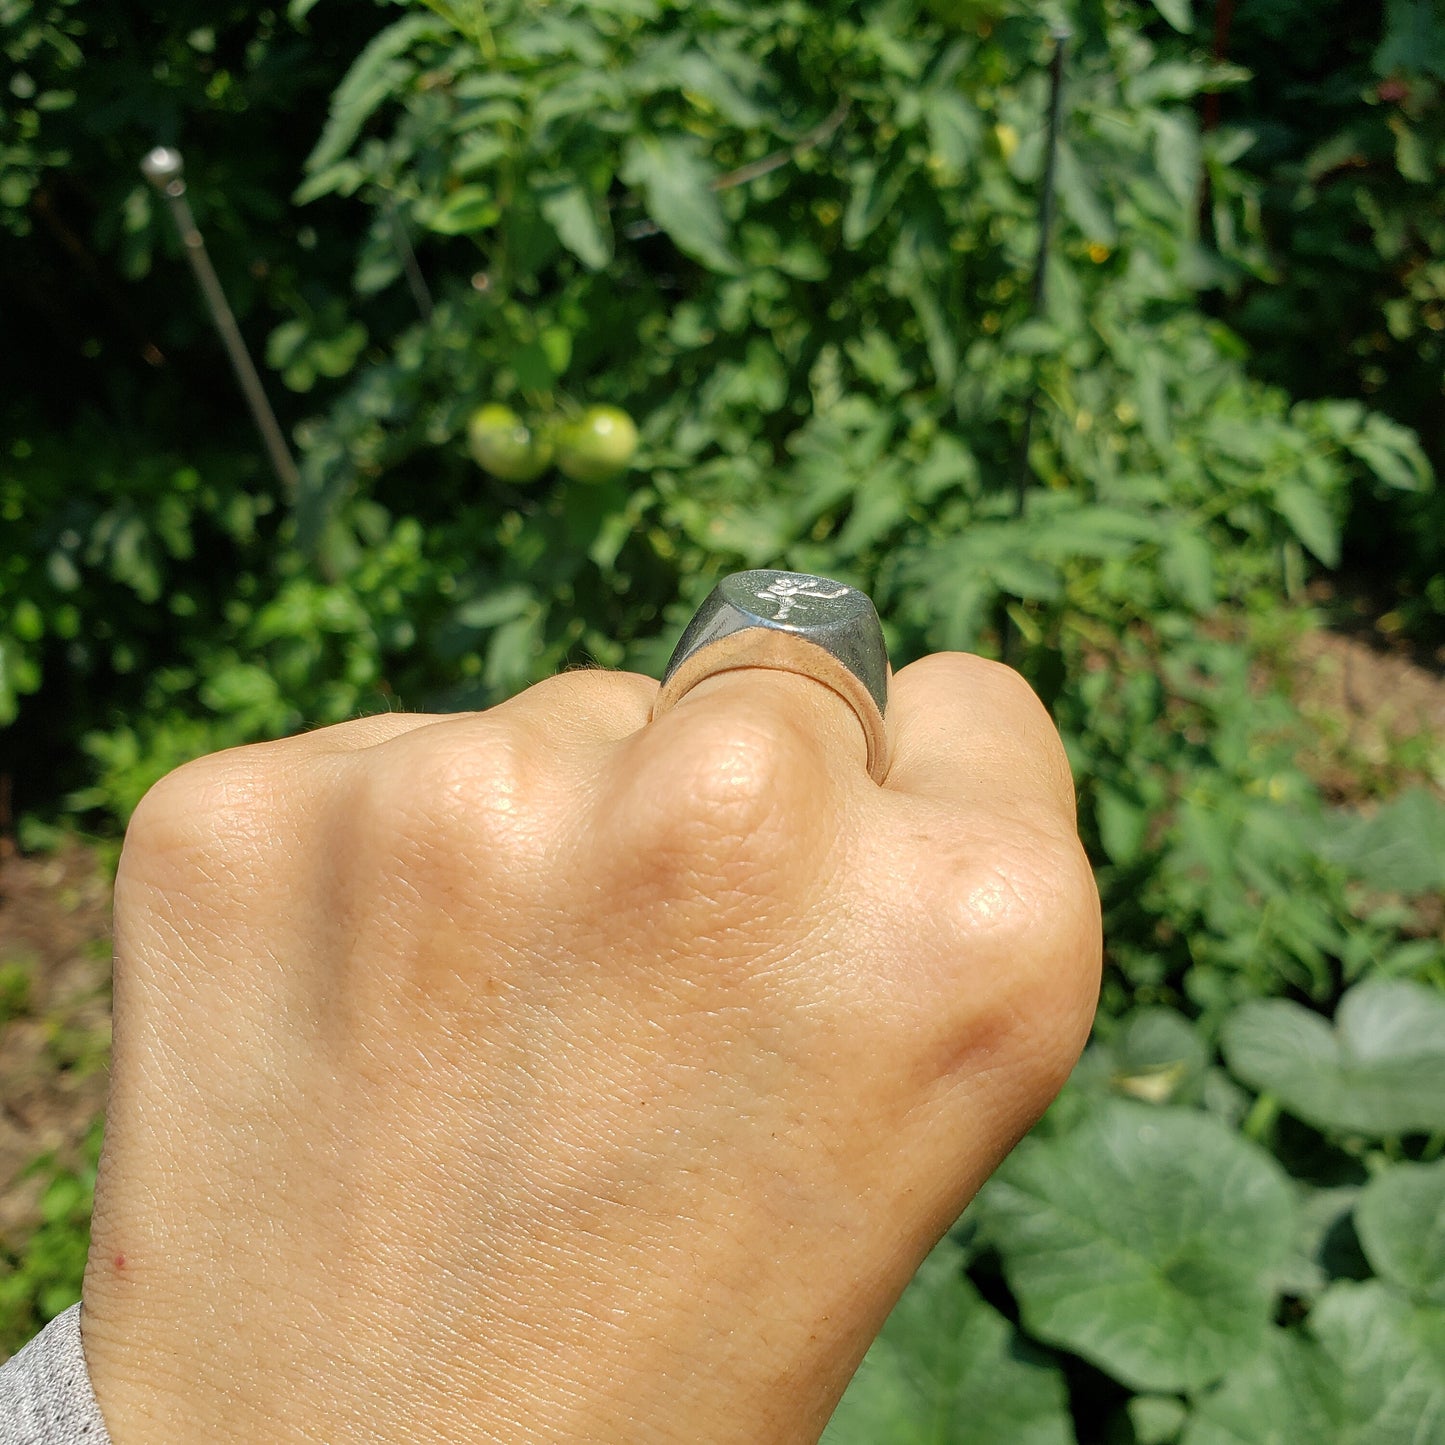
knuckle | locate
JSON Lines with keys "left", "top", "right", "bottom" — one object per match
{"left": 924, "top": 816, "right": 1100, "bottom": 1070}
{"left": 597, "top": 706, "right": 826, "bottom": 913}
{"left": 650, "top": 706, "right": 816, "bottom": 839}
{"left": 362, "top": 719, "right": 541, "bottom": 871}
{"left": 124, "top": 748, "right": 275, "bottom": 867}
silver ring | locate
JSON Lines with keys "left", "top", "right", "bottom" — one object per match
{"left": 650, "top": 569, "right": 891, "bottom": 781}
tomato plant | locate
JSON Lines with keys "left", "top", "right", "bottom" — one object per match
{"left": 2, "top": 2, "right": 1443, "bottom": 1431}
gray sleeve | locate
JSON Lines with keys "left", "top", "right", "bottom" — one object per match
{"left": 0, "top": 1305, "right": 112, "bottom": 1445}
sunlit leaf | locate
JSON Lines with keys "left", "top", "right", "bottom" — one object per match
{"left": 620, "top": 134, "right": 739, "bottom": 273}
{"left": 1221, "top": 980, "right": 1445, "bottom": 1137}
{"left": 974, "top": 1101, "right": 1294, "bottom": 1393}
{"left": 1356, "top": 1161, "right": 1445, "bottom": 1304}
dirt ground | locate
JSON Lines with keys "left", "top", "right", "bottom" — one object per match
{"left": 1, "top": 616, "right": 1442, "bottom": 1259}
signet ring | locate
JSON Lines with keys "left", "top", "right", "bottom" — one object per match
{"left": 650, "top": 569, "right": 891, "bottom": 782}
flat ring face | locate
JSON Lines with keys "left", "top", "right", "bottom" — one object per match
{"left": 652, "top": 570, "right": 891, "bottom": 781}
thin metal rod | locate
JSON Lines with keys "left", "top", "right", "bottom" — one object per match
{"left": 142, "top": 148, "right": 300, "bottom": 498}
{"left": 1010, "top": 27, "right": 1070, "bottom": 521}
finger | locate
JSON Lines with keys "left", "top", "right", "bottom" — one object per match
{"left": 882, "top": 653, "right": 1076, "bottom": 823}
{"left": 589, "top": 666, "right": 870, "bottom": 908}
{"left": 488, "top": 666, "right": 658, "bottom": 749}
{"left": 239, "top": 669, "right": 657, "bottom": 763}
{"left": 642, "top": 665, "right": 871, "bottom": 791}
{"left": 290, "top": 710, "right": 456, "bottom": 753}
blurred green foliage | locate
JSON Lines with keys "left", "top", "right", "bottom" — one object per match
{"left": 0, "top": 1118, "right": 100, "bottom": 1359}
{"left": 1219, "top": 0, "right": 1445, "bottom": 627}
{"left": 2, "top": 0, "right": 1443, "bottom": 1435}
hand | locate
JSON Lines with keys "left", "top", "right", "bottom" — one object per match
{"left": 80, "top": 654, "right": 1099, "bottom": 1443}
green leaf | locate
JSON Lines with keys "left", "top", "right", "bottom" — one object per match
{"left": 1161, "top": 529, "right": 1215, "bottom": 612}
{"left": 1149, "top": 0, "right": 1194, "bottom": 32}
{"left": 1347, "top": 414, "right": 1434, "bottom": 492}
{"left": 538, "top": 182, "right": 613, "bottom": 270}
{"left": 1274, "top": 479, "right": 1339, "bottom": 566}
{"left": 1108, "top": 1008, "right": 1210, "bottom": 1106}
{"left": 1376, "top": 0, "right": 1445, "bottom": 80}
{"left": 303, "top": 15, "right": 441, "bottom": 175}
{"left": 426, "top": 185, "right": 501, "bottom": 235}
{"left": 483, "top": 609, "right": 543, "bottom": 694}
{"left": 823, "top": 1244, "right": 1076, "bottom": 1445}
{"left": 620, "top": 135, "right": 739, "bottom": 273}
{"left": 1356, "top": 1161, "right": 1445, "bottom": 1304}
{"left": 1221, "top": 980, "right": 1445, "bottom": 1137}
{"left": 844, "top": 159, "right": 909, "bottom": 247}
{"left": 1130, "top": 1395, "right": 1190, "bottom": 1444}
{"left": 923, "top": 91, "right": 981, "bottom": 181}
{"left": 1054, "top": 142, "right": 1118, "bottom": 245}
{"left": 1181, "top": 1328, "right": 1341, "bottom": 1445}
{"left": 452, "top": 585, "right": 534, "bottom": 631}
{"left": 1320, "top": 788, "right": 1445, "bottom": 897}
{"left": 1096, "top": 781, "right": 1150, "bottom": 867}
{"left": 1310, "top": 1282, "right": 1445, "bottom": 1443}
{"left": 974, "top": 1100, "right": 1294, "bottom": 1393}
{"left": 416, "top": 0, "right": 491, "bottom": 48}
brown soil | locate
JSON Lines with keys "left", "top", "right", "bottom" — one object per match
{"left": 1291, "top": 620, "right": 1445, "bottom": 804}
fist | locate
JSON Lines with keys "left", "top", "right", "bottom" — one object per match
{"left": 81, "top": 656, "right": 1099, "bottom": 1443}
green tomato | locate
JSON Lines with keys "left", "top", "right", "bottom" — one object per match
{"left": 467, "top": 403, "right": 553, "bottom": 482}
{"left": 554, "top": 405, "right": 639, "bottom": 484}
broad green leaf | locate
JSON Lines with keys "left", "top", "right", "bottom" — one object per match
{"left": 1311, "top": 1282, "right": 1445, "bottom": 1444}
{"left": 1274, "top": 479, "right": 1339, "bottom": 566}
{"left": 1319, "top": 788, "right": 1445, "bottom": 897}
{"left": 620, "top": 135, "right": 739, "bottom": 273}
{"left": 1181, "top": 1328, "right": 1341, "bottom": 1445}
{"left": 974, "top": 1100, "right": 1294, "bottom": 1393}
{"left": 1221, "top": 980, "right": 1445, "bottom": 1137}
{"left": 1356, "top": 1161, "right": 1445, "bottom": 1303}
{"left": 1280, "top": 1185, "right": 1366, "bottom": 1301}
{"left": 1130, "top": 1395, "right": 1189, "bottom": 1444}
{"left": 823, "top": 1246, "right": 1076, "bottom": 1445}
{"left": 539, "top": 182, "right": 613, "bottom": 270}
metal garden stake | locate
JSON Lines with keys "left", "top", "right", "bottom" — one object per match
{"left": 141, "top": 146, "right": 300, "bottom": 497}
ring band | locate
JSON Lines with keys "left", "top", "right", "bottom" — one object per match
{"left": 651, "top": 569, "right": 891, "bottom": 781}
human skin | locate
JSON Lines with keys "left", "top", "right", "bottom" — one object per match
{"left": 79, "top": 653, "right": 1101, "bottom": 1443}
